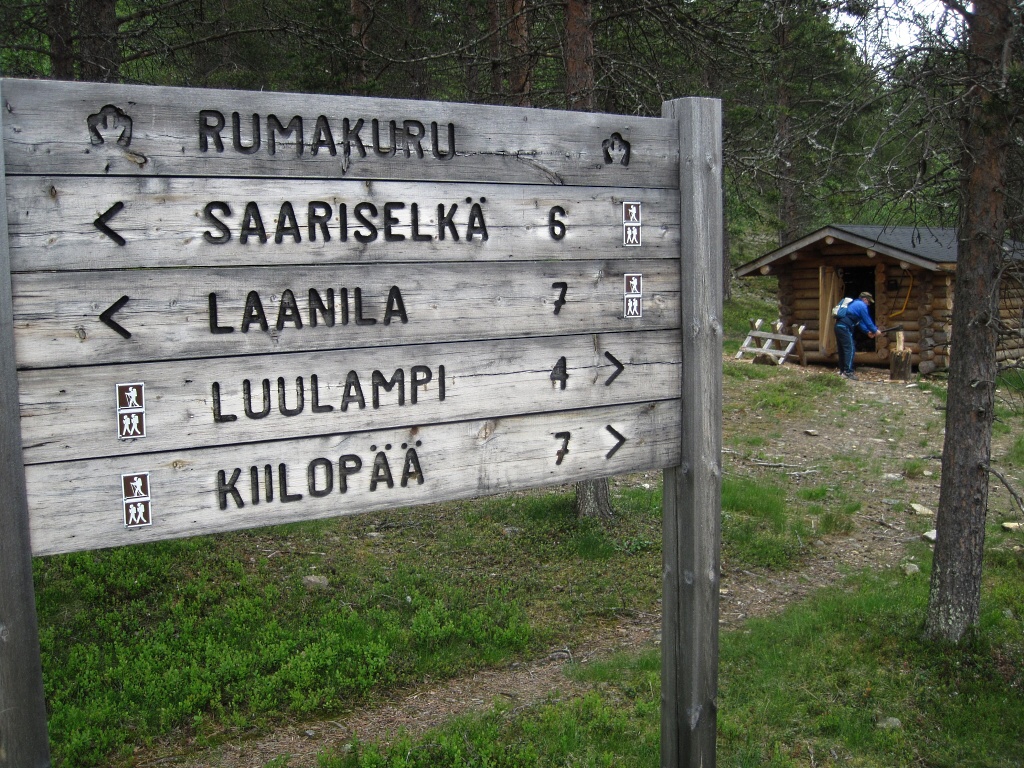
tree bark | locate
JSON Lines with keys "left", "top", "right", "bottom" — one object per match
{"left": 925, "top": 0, "right": 1016, "bottom": 643}
{"left": 46, "top": 0, "right": 74, "bottom": 79}
{"left": 565, "top": 0, "right": 593, "bottom": 111}
{"left": 574, "top": 478, "right": 613, "bottom": 519}
{"left": 405, "top": 0, "right": 429, "bottom": 99}
{"left": 77, "top": 0, "right": 120, "bottom": 82}
{"left": 350, "top": 0, "right": 372, "bottom": 91}
{"left": 773, "top": 5, "right": 799, "bottom": 245}
{"left": 507, "top": 0, "right": 531, "bottom": 106}
{"left": 488, "top": 0, "right": 503, "bottom": 103}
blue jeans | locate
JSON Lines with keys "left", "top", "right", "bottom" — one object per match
{"left": 834, "top": 320, "right": 855, "bottom": 374}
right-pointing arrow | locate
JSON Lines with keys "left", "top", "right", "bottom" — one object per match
{"left": 603, "top": 351, "right": 625, "bottom": 386}
{"left": 605, "top": 425, "right": 627, "bottom": 459}
{"left": 100, "top": 295, "right": 132, "bottom": 339}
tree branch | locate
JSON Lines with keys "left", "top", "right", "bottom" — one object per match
{"left": 985, "top": 463, "right": 1024, "bottom": 517}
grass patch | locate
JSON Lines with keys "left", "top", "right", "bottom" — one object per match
{"left": 717, "top": 551, "right": 1024, "bottom": 766}
{"left": 797, "top": 485, "right": 830, "bottom": 501}
{"left": 1005, "top": 433, "right": 1024, "bottom": 466}
{"left": 725, "top": 368, "right": 847, "bottom": 419}
{"left": 323, "top": 547, "right": 1024, "bottom": 767}
{"left": 724, "top": 360, "right": 776, "bottom": 381}
{"left": 819, "top": 509, "right": 855, "bottom": 535}
{"left": 37, "top": 483, "right": 667, "bottom": 767}
{"left": 902, "top": 458, "right": 926, "bottom": 478}
{"left": 722, "top": 476, "right": 808, "bottom": 568}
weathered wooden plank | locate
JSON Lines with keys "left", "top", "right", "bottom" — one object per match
{"left": 1, "top": 79, "right": 678, "bottom": 188}
{"left": 6, "top": 176, "right": 680, "bottom": 271}
{"left": 12, "top": 260, "right": 680, "bottom": 368}
{"left": 0, "top": 81, "right": 52, "bottom": 767}
{"left": 661, "top": 97, "right": 721, "bottom": 768}
{"left": 27, "top": 399, "right": 681, "bottom": 556}
{"left": 20, "top": 330, "right": 681, "bottom": 464}
{"left": 742, "top": 330, "right": 798, "bottom": 343}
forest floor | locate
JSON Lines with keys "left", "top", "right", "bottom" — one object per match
{"left": 139, "top": 360, "right": 1021, "bottom": 768}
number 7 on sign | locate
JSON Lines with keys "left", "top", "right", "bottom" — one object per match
{"left": 554, "top": 432, "right": 571, "bottom": 465}
{"left": 551, "top": 282, "right": 568, "bottom": 315}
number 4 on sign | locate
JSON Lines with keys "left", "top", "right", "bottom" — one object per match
{"left": 550, "top": 357, "right": 569, "bottom": 389}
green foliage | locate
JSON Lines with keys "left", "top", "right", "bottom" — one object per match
{"left": 1006, "top": 433, "right": 1024, "bottom": 466}
{"left": 718, "top": 553, "right": 1024, "bottom": 766}
{"left": 723, "top": 280, "right": 779, "bottom": 347}
{"left": 818, "top": 509, "right": 855, "bottom": 535}
{"left": 743, "top": 371, "right": 846, "bottom": 417}
{"left": 797, "top": 485, "right": 830, "bottom": 501}
{"left": 318, "top": 690, "right": 659, "bottom": 768}
{"left": 902, "top": 458, "right": 926, "bottom": 478}
{"left": 722, "top": 476, "right": 808, "bottom": 569}
{"left": 38, "top": 481, "right": 667, "bottom": 766}
{"left": 35, "top": 534, "right": 527, "bottom": 764}
{"left": 314, "top": 547, "right": 1024, "bottom": 768}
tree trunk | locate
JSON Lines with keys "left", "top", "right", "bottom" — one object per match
{"left": 507, "top": 0, "right": 531, "bottom": 106}
{"left": 774, "top": 9, "right": 799, "bottom": 245}
{"left": 405, "top": 0, "right": 429, "bottom": 99}
{"left": 46, "top": 0, "right": 74, "bottom": 79}
{"left": 350, "top": 0, "right": 371, "bottom": 91}
{"left": 574, "top": 478, "right": 613, "bottom": 519}
{"left": 565, "top": 0, "right": 593, "bottom": 111}
{"left": 925, "top": 0, "right": 1014, "bottom": 643}
{"left": 488, "top": 0, "right": 503, "bottom": 103}
{"left": 77, "top": 0, "right": 120, "bottom": 82}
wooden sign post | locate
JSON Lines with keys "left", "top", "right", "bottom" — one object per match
{"left": 0, "top": 79, "right": 720, "bottom": 767}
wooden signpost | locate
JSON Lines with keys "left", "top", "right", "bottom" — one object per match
{"left": 0, "top": 79, "right": 720, "bottom": 768}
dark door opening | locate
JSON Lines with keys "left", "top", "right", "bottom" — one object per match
{"left": 839, "top": 267, "right": 876, "bottom": 352}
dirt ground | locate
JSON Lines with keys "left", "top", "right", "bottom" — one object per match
{"left": 138, "top": 361, "right": 1017, "bottom": 768}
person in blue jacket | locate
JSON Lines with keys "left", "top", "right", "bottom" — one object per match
{"left": 834, "top": 291, "right": 879, "bottom": 380}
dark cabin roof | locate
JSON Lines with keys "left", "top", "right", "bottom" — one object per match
{"left": 735, "top": 225, "right": 958, "bottom": 277}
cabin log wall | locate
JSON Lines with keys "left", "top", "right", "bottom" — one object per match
{"left": 998, "top": 273, "right": 1024, "bottom": 364}
{"left": 744, "top": 230, "right": 1024, "bottom": 375}
{"left": 773, "top": 256, "right": 959, "bottom": 371}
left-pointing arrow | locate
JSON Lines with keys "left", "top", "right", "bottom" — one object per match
{"left": 94, "top": 201, "right": 126, "bottom": 245}
{"left": 605, "top": 425, "right": 627, "bottom": 459}
{"left": 100, "top": 295, "right": 132, "bottom": 339}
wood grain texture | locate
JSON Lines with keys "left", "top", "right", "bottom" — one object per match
{"left": 7, "top": 177, "right": 679, "bottom": 270}
{"left": 1, "top": 78, "right": 678, "bottom": 188}
{"left": 0, "top": 77, "right": 693, "bottom": 764}
{"left": 28, "top": 399, "right": 681, "bottom": 556}
{"left": 0, "top": 81, "right": 52, "bottom": 768}
{"left": 12, "top": 259, "right": 680, "bottom": 368}
{"left": 20, "top": 330, "right": 681, "bottom": 464}
{"left": 660, "top": 97, "right": 722, "bottom": 768}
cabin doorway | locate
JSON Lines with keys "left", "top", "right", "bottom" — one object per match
{"left": 838, "top": 267, "right": 877, "bottom": 352}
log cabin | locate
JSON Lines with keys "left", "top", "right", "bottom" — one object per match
{"left": 735, "top": 225, "right": 1024, "bottom": 374}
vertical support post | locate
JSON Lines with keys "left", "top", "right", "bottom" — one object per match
{"left": 0, "top": 80, "right": 52, "bottom": 767}
{"left": 660, "top": 97, "right": 722, "bottom": 768}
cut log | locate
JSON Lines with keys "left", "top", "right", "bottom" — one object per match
{"left": 890, "top": 350, "right": 912, "bottom": 379}
{"left": 890, "top": 331, "right": 912, "bottom": 380}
